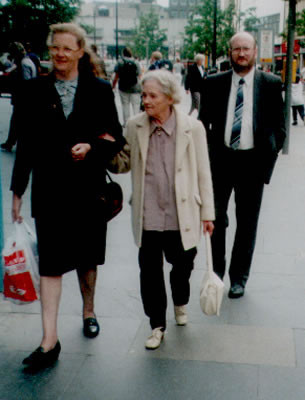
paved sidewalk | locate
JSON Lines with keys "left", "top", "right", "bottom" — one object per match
{"left": 0, "top": 90, "right": 305, "bottom": 400}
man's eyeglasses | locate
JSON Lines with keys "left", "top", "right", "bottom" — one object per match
{"left": 49, "top": 45, "right": 80, "bottom": 56}
{"left": 231, "top": 47, "right": 253, "bottom": 54}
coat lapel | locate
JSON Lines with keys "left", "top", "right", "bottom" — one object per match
{"left": 175, "top": 107, "right": 191, "bottom": 168}
{"left": 253, "top": 70, "right": 263, "bottom": 135}
{"left": 135, "top": 113, "right": 151, "bottom": 164}
{"left": 221, "top": 71, "right": 233, "bottom": 131}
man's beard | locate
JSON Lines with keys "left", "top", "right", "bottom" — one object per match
{"left": 230, "top": 57, "right": 255, "bottom": 74}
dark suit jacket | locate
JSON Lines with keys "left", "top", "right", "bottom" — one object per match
{"left": 11, "top": 72, "right": 125, "bottom": 217}
{"left": 184, "top": 63, "right": 206, "bottom": 92}
{"left": 199, "top": 69, "right": 286, "bottom": 184}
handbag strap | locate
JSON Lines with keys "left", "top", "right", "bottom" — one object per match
{"left": 205, "top": 233, "right": 214, "bottom": 276}
{"left": 106, "top": 171, "right": 113, "bottom": 182}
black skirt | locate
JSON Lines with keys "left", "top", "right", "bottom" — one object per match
{"left": 35, "top": 198, "right": 107, "bottom": 277}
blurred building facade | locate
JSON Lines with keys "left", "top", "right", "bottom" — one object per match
{"left": 76, "top": 0, "right": 187, "bottom": 60}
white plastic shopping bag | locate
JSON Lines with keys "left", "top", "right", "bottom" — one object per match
{"left": 2, "top": 221, "right": 40, "bottom": 304}
{"left": 200, "top": 233, "right": 225, "bottom": 316}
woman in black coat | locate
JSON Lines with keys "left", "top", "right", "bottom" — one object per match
{"left": 11, "top": 23, "right": 125, "bottom": 369}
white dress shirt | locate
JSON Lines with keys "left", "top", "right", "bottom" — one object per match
{"left": 197, "top": 65, "right": 204, "bottom": 77}
{"left": 224, "top": 68, "right": 255, "bottom": 150}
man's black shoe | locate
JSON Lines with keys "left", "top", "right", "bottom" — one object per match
{"left": 83, "top": 317, "right": 100, "bottom": 338}
{"left": 22, "top": 341, "right": 61, "bottom": 369}
{"left": 228, "top": 284, "right": 245, "bottom": 299}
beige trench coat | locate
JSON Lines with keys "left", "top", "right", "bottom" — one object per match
{"left": 110, "top": 106, "right": 215, "bottom": 250}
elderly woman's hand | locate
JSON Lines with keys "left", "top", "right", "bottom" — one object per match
{"left": 71, "top": 143, "right": 91, "bottom": 161}
{"left": 203, "top": 221, "right": 214, "bottom": 236}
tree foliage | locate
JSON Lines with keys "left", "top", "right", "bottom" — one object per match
{"left": 296, "top": 9, "right": 305, "bottom": 36}
{"left": 182, "top": 0, "right": 236, "bottom": 60}
{"left": 131, "top": 8, "right": 167, "bottom": 60}
{"left": 296, "top": 9, "right": 305, "bottom": 48}
{"left": 0, "top": 0, "right": 81, "bottom": 56}
{"left": 241, "top": 7, "right": 260, "bottom": 33}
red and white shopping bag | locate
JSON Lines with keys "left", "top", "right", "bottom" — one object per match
{"left": 2, "top": 222, "right": 39, "bottom": 304}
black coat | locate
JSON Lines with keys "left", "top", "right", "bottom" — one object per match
{"left": 184, "top": 63, "right": 206, "bottom": 92}
{"left": 10, "top": 72, "right": 125, "bottom": 274}
{"left": 199, "top": 69, "right": 286, "bottom": 184}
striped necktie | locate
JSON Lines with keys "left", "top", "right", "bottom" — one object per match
{"left": 230, "top": 78, "right": 245, "bottom": 150}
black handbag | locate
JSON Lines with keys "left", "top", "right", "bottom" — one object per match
{"left": 101, "top": 172, "right": 123, "bottom": 222}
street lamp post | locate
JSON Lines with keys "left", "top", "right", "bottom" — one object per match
{"left": 282, "top": 0, "right": 297, "bottom": 154}
{"left": 115, "top": 0, "right": 119, "bottom": 60}
{"left": 212, "top": 0, "right": 217, "bottom": 67}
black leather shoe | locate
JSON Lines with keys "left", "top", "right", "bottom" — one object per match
{"left": 83, "top": 317, "right": 100, "bottom": 338}
{"left": 22, "top": 341, "right": 61, "bottom": 368}
{"left": 228, "top": 284, "right": 245, "bottom": 299}
{"left": 0, "top": 143, "right": 12, "bottom": 152}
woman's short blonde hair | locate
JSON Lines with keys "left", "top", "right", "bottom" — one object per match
{"left": 141, "top": 70, "right": 181, "bottom": 104}
{"left": 47, "top": 23, "right": 87, "bottom": 49}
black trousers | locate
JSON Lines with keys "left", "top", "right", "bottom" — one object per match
{"left": 211, "top": 148, "right": 265, "bottom": 287}
{"left": 5, "top": 107, "right": 18, "bottom": 148}
{"left": 138, "top": 231, "right": 197, "bottom": 330}
{"left": 292, "top": 105, "right": 304, "bottom": 123}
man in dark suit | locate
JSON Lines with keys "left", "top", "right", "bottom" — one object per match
{"left": 199, "top": 32, "right": 286, "bottom": 299}
{"left": 185, "top": 54, "right": 206, "bottom": 116}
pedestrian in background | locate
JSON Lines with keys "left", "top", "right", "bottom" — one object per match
{"left": 148, "top": 51, "right": 173, "bottom": 72}
{"left": 148, "top": 51, "right": 163, "bottom": 70}
{"left": 173, "top": 57, "right": 184, "bottom": 85}
{"left": 1, "top": 42, "right": 37, "bottom": 152}
{"left": 112, "top": 47, "right": 142, "bottom": 126}
{"left": 110, "top": 70, "right": 215, "bottom": 350}
{"left": 291, "top": 75, "right": 305, "bottom": 126}
{"left": 10, "top": 23, "right": 125, "bottom": 370}
{"left": 184, "top": 53, "right": 206, "bottom": 116}
{"left": 199, "top": 32, "right": 286, "bottom": 299}
{"left": 24, "top": 42, "right": 41, "bottom": 76}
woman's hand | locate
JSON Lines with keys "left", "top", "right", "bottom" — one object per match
{"left": 71, "top": 143, "right": 91, "bottom": 161}
{"left": 99, "top": 133, "right": 116, "bottom": 142}
{"left": 12, "top": 193, "right": 23, "bottom": 223}
{"left": 203, "top": 221, "right": 214, "bottom": 236}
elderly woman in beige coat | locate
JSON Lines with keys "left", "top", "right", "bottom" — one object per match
{"left": 109, "top": 70, "right": 215, "bottom": 350}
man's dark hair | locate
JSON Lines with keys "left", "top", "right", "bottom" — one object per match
{"left": 123, "top": 47, "right": 132, "bottom": 58}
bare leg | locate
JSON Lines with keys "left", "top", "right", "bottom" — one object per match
{"left": 77, "top": 267, "right": 97, "bottom": 319}
{"left": 40, "top": 275, "right": 62, "bottom": 351}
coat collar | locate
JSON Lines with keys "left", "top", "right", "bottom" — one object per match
{"left": 135, "top": 105, "right": 192, "bottom": 167}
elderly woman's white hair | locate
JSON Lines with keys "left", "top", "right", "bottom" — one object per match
{"left": 141, "top": 70, "right": 182, "bottom": 104}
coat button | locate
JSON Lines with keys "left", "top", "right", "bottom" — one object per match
{"left": 185, "top": 227, "right": 190, "bottom": 232}
{"left": 182, "top": 198, "right": 186, "bottom": 202}
{"left": 177, "top": 167, "right": 182, "bottom": 172}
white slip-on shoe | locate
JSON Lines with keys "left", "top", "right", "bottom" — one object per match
{"left": 174, "top": 305, "right": 188, "bottom": 326}
{"left": 145, "top": 327, "right": 164, "bottom": 350}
